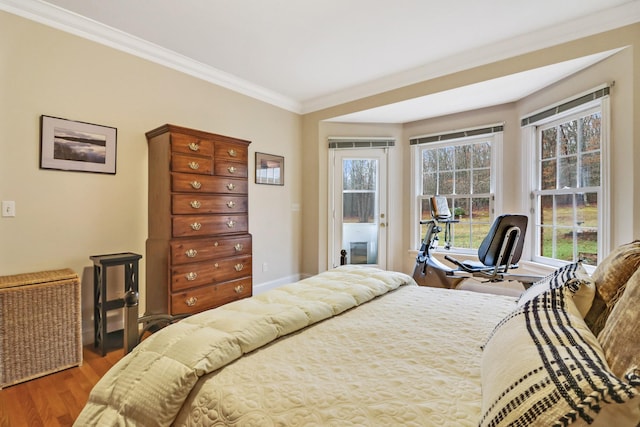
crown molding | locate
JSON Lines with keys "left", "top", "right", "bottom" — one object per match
{"left": 0, "top": 0, "right": 302, "bottom": 113}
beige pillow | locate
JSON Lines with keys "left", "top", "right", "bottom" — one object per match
{"left": 584, "top": 240, "right": 640, "bottom": 335}
{"left": 598, "top": 265, "right": 640, "bottom": 379}
{"left": 481, "top": 285, "right": 640, "bottom": 427}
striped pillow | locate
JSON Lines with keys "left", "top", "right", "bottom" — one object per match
{"left": 481, "top": 285, "right": 640, "bottom": 427}
{"left": 516, "top": 261, "right": 594, "bottom": 317}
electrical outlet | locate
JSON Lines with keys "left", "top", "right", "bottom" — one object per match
{"left": 2, "top": 201, "right": 15, "bottom": 217}
{"left": 262, "top": 262, "right": 268, "bottom": 272}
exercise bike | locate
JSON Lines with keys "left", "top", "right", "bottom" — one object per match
{"left": 412, "top": 197, "right": 466, "bottom": 289}
{"left": 412, "top": 196, "right": 538, "bottom": 289}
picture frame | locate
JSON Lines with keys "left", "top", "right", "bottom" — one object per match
{"left": 255, "top": 152, "right": 284, "bottom": 185}
{"left": 40, "top": 115, "right": 117, "bottom": 174}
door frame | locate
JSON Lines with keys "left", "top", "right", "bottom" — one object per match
{"left": 328, "top": 147, "right": 389, "bottom": 269}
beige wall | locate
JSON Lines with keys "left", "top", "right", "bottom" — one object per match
{"left": 302, "top": 23, "right": 640, "bottom": 276}
{"left": 0, "top": 12, "right": 302, "bottom": 338}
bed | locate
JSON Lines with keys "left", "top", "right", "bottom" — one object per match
{"left": 75, "top": 243, "right": 640, "bottom": 426}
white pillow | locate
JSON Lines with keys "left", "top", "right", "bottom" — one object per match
{"left": 517, "top": 261, "right": 595, "bottom": 317}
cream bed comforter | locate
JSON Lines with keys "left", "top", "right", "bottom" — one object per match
{"left": 76, "top": 266, "right": 517, "bottom": 426}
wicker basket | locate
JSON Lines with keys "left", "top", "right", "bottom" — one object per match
{"left": 0, "top": 268, "right": 82, "bottom": 388}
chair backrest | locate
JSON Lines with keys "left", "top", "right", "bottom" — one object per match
{"left": 477, "top": 214, "right": 528, "bottom": 267}
{"left": 430, "top": 196, "right": 452, "bottom": 221}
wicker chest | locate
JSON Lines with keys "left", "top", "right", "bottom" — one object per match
{"left": 0, "top": 268, "right": 82, "bottom": 388}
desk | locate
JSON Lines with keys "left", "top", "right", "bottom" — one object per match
{"left": 90, "top": 252, "right": 142, "bottom": 356}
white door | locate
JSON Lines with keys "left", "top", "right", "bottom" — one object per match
{"left": 330, "top": 148, "right": 388, "bottom": 269}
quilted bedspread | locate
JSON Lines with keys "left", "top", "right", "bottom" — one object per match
{"left": 75, "top": 266, "right": 517, "bottom": 426}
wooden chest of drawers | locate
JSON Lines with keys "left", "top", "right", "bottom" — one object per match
{"left": 146, "top": 124, "right": 252, "bottom": 316}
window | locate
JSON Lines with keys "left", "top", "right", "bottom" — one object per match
{"left": 411, "top": 129, "right": 501, "bottom": 251}
{"left": 343, "top": 159, "right": 376, "bottom": 224}
{"left": 531, "top": 104, "right": 604, "bottom": 265}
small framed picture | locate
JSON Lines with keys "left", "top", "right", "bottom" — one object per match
{"left": 255, "top": 152, "right": 284, "bottom": 185}
{"left": 40, "top": 115, "right": 117, "bottom": 174}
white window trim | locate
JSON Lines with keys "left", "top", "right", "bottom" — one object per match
{"left": 410, "top": 130, "right": 503, "bottom": 252}
{"left": 522, "top": 96, "right": 610, "bottom": 267}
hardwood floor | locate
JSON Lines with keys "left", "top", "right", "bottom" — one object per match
{"left": 0, "top": 346, "right": 123, "bottom": 427}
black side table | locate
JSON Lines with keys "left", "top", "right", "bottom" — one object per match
{"left": 90, "top": 252, "right": 142, "bottom": 356}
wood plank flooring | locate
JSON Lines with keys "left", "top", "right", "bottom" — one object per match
{"left": 0, "top": 347, "right": 123, "bottom": 427}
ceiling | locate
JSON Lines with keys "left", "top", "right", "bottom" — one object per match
{"left": 2, "top": 0, "right": 640, "bottom": 122}
{"left": 328, "top": 49, "right": 621, "bottom": 123}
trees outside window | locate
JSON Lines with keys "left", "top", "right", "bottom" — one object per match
{"left": 417, "top": 137, "right": 495, "bottom": 250}
{"left": 342, "top": 159, "right": 376, "bottom": 223}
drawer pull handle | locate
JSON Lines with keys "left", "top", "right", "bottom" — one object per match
{"left": 228, "top": 149, "right": 237, "bottom": 157}
{"left": 188, "top": 142, "right": 200, "bottom": 152}
{"left": 227, "top": 220, "right": 236, "bottom": 228}
{"left": 185, "top": 249, "right": 198, "bottom": 258}
{"left": 185, "top": 272, "right": 198, "bottom": 281}
{"left": 226, "top": 183, "right": 235, "bottom": 191}
{"left": 234, "top": 243, "right": 243, "bottom": 252}
{"left": 190, "top": 222, "right": 202, "bottom": 231}
{"left": 214, "top": 241, "right": 219, "bottom": 247}
{"left": 188, "top": 161, "right": 200, "bottom": 170}
{"left": 234, "top": 263, "right": 244, "bottom": 272}
{"left": 228, "top": 166, "right": 236, "bottom": 174}
{"left": 185, "top": 296, "right": 198, "bottom": 307}
{"left": 214, "top": 262, "right": 219, "bottom": 268}
{"left": 191, "top": 181, "right": 202, "bottom": 189}
{"left": 234, "top": 285, "right": 244, "bottom": 294}
{"left": 190, "top": 200, "right": 201, "bottom": 209}
{"left": 227, "top": 201, "right": 235, "bottom": 208}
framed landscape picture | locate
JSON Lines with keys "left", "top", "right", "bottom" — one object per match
{"left": 40, "top": 115, "right": 117, "bottom": 174}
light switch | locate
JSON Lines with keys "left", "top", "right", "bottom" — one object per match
{"left": 2, "top": 201, "right": 15, "bottom": 217}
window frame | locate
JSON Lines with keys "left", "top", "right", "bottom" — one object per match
{"left": 524, "top": 97, "right": 610, "bottom": 267}
{"left": 410, "top": 131, "right": 503, "bottom": 253}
